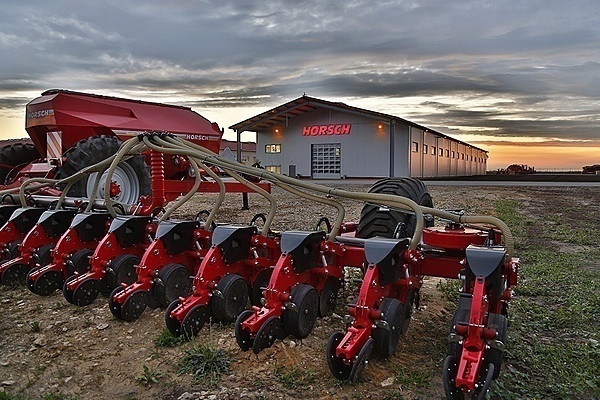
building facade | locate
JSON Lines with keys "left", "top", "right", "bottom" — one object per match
{"left": 230, "top": 96, "right": 487, "bottom": 179}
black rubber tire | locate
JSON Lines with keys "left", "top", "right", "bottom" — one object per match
{"left": 485, "top": 313, "right": 508, "bottom": 379}
{"left": 372, "top": 297, "right": 404, "bottom": 357}
{"left": 36, "top": 244, "right": 55, "bottom": 268}
{"left": 357, "top": 178, "right": 434, "bottom": 239}
{"left": 68, "top": 249, "right": 94, "bottom": 275}
{"left": 154, "top": 263, "right": 193, "bottom": 308}
{"left": 106, "top": 254, "right": 139, "bottom": 289}
{"left": 282, "top": 284, "right": 319, "bottom": 339}
{"left": 56, "top": 135, "right": 150, "bottom": 202}
{"left": 0, "top": 143, "right": 40, "bottom": 185}
{"left": 250, "top": 268, "right": 272, "bottom": 307}
{"left": 448, "top": 299, "right": 471, "bottom": 359}
{"left": 210, "top": 274, "right": 249, "bottom": 322}
{"left": 318, "top": 277, "right": 340, "bottom": 317}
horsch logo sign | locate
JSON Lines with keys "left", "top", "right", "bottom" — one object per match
{"left": 302, "top": 124, "right": 351, "bottom": 136}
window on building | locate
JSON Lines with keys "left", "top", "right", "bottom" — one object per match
{"left": 423, "top": 144, "right": 428, "bottom": 154}
{"left": 461, "top": 153, "right": 465, "bottom": 160}
{"left": 439, "top": 148, "right": 444, "bottom": 156}
{"left": 431, "top": 146, "right": 436, "bottom": 155}
{"left": 242, "top": 156, "right": 249, "bottom": 163}
{"left": 452, "top": 151, "right": 455, "bottom": 158}
{"left": 265, "top": 144, "right": 281, "bottom": 153}
{"left": 446, "top": 149, "right": 450, "bottom": 157}
{"left": 411, "top": 142, "right": 419, "bottom": 153}
{"left": 265, "top": 165, "right": 281, "bottom": 173}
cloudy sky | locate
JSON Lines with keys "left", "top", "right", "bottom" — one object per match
{"left": 1, "top": 0, "right": 599, "bottom": 169}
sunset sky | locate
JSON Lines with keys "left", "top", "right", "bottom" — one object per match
{"left": 1, "top": 1, "right": 599, "bottom": 170}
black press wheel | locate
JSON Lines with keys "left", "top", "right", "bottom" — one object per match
{"left": 319, "top": 277, "right": 340, "bottom": 317}
{"left": 68, "top": 249, "right": 94, "bottom": 275}
{"left": 4, "top": 240, "right": 21, "bottom": 261}
{"left": 442, "top": 355, "right": 464, "bottom": 400}
{"left": 252, "top": 316, "right": 284, "bottom": 354}
{"left": 485, "top": 313, "right": 508, "bottom": 379}
{"left": 57, "top": 135, "right": 150, "bottom": 204}
{"left": 327, "top": 331, "right": 352, "bottom": 381}
{"left": 349, "top": 337, "right": 374, "bottom": 382}
{"left": 35, "top": 244, "right": 55, "bottom": 268}
{"left": 250, "top": 268, "right": 272, "bottom": 307}
{"left": 71, "top": 278, "right": 100, "bottom": 307}
{"left": 120, "top": 290, "right": 149, "bottom": 321}
{"left": 62, "top": 275, "right": 77, "bottom": 304}
{"left": 282, "top": 284, "right": 319, "bottom": 339}
{"left": 1, "top": 262, "right": 30, "bottom": 286}
{"left": 106, "top": 254, "right": 139, "bottom": 288}
{"left": 181, "top": 304, "right": 209, "bottom": 340}
{"left": 372, "top": 297, "right": 404, "bottom": 357}
{"left": 235, "top": 310, "right": 255, "bottom": 351}
{"left": 165, "top": 299, "right": 182, "bottom": 337}
{"left": 211, "top": 274, "right": 249, "bottom": 322}
{"left": 154, "top": 263, "right": 193, "bottom": 308}
{"left": 30, "top": 270, "right": 63, "bottom": 296}
{"left": 357, "top": 178, "right": 434, "bottom": 239}
{"left": 109, "top": 286, "right": 124, "bottom": 319}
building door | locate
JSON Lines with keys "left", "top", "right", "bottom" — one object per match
{"left": 311, "top": 143, "right": 341, "bottom": 179}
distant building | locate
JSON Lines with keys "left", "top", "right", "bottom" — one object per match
{"left": 220, "top": 139, "right": 257, "bottom": 165}
{"left": 230, "top": 95, "right": 488, "bottom": 179}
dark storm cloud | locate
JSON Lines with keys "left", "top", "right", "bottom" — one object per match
{"left": 0, "top": 0, "right": 599, "bottom": 143}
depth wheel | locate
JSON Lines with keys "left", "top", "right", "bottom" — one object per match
{"left": 401, "top": 289, "right": 415, "bottom": 334}
{"left": 485, "top": 313, "right": 508, "bottom": 379}
{"left": 282, "top": 284, "right": 319, "bottom": 338}
{"left": 35, "top": 244, "right": 54, "bottom": 268}
{"left": 250, "top": 268, "right": 271, "bottom": 307}
{"left": 235, "top": 310, "right": 254, "bottom": 351}
{"left": 5, "top": 240, "right": 21, "bottom": 261}
{"left": 31, "top": 270, "right": 63, "bottom": 296}
{"left": 1, "top": 262, "right": 29, "bottom": 286}
{"left": 72, "top": 278, "right": 100, "bottom": 307}
{"left": 319, "top": 277, "right": 340, "bottom": 317}
{"left": 165, "top": 299, "right": 182, "bottom": 337}
{"left": 476, "top": 364, "right": 495, "bottom": 400}
{"left": 181, "top": 304, "right": 209, "bottom": 340}
{"left": 62, "top": 275, "right": 77, "bottom": 304}
{"left": 372, "top": 297, "right": 404, "bottom": 357}
{"left": 154, "top": 263, "right": 192, "bottom": 308}
{"left": 106, "top": 254, "right": 139, "bottom": 288}
{"left": 443, "top": 355, "right": 463, "bottom": 400}
{"left": 109, "top": 286, "right": 124, "bottom": 319}
{"left": 349, "top": 337, "right": 374, "bottom": 382}
{"left": 211, "top": 274, "right": 249, "bottom": 322}
{"left": 252, "top": 316, "right": 283, "bottom": 354}
{"left": 327, "top": 331, "right": 352, "bottom": 381}
{"left": 68, "top": 249, "right": 93, "bottom": 275}
{"left": 120, "top": 290, "right": 149, "bottom": 321}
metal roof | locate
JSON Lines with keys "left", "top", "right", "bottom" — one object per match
{"left": 229, "top": 95, "right": 488, "bottom": 153}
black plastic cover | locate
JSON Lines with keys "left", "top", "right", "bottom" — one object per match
{"left": 156, "top": 220, "right": 199, "bottom": 255}
{"left": 9, "top": 207, "right": 46, "bottom": 234}
{"left": 71, "top": 212, "right": 112, "bottom": 242}
{"left": 109, "top": 215, "right": 152, "bottom": 248}
{"left": 0, "top": 205, "right": 20, "bottom": 226}
{"left": 38, "top": 209, "right": 77, "bottom": 238}
{"left": 280, "top": 230, "right": 326, "bottom": 273}
{"left": 465, "top": 245, "right": 506, "bottom": 278}
{"left": 211, "top": 225, "right": 257, "bottom": 264}
{"left": 364, "top": 237, "right": 409, "bottom": 286}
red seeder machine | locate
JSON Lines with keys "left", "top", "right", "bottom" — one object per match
{"left": 0, "top": 90, "right": 519, "bottom": 399}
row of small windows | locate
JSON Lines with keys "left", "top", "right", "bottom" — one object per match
{"left": 411, "top": 142, "right": 486, "bottom": 163}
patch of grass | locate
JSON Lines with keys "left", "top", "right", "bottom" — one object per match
{"left": 42, "top": 392, "right": 79, "bottom": 400}
{"left": 391, "top": 364, "right": 431, "bottom": 388}
{"left": 154, "top": 327, "right": 184, "bottom": 348}
{"left": 136, "top": 364, "right": 163, "bottom": 386}
{"left": 177, "top": 343, "right": 231, "bottom": 386}
{"left": 436, "top": 279, "right": 461, "bottom": 304}
{"left": 273, "top": 363, "right": 317, "bottom": 390}
{"left": 0, "top": 392, "right": 26, "bottom": 400}
{"left": 29, "top": 321, "right": 41, "bottom": 333}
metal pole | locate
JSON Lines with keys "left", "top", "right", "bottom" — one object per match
{"left": 237, "top": 129, "right": 250, "bottom": 210}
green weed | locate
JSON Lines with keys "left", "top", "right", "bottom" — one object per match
{"left": 136, "top": 364, "right": 163, "bottom": 386}
{"left": 154, "top": 327, "right": 184, "bottom": 348}
{"left": 273, "top": 363, "right": 317, "bottom": 390}
{"left": 177, "top": 343, "right": 231, "bottom": 386}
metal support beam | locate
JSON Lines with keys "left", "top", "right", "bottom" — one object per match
{"left": 389, "top": 119, "right": 395, "bottom": 177}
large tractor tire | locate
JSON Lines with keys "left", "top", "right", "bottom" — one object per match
{"left": 0, "top": 142, "right": 40, "bottom": 184}
{"left": 57, "top": 136, "right": 150, "bottom": 204}
{"left": 357, "top": 178, "right": 433, "bottom": 239}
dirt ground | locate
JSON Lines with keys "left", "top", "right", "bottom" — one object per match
{"left": 0, "top": 182, "right": 596, "bottom": 400}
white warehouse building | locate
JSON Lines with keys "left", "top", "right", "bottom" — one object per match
{"left": 230, "top": 96, "right": 488, "bottom": 179}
